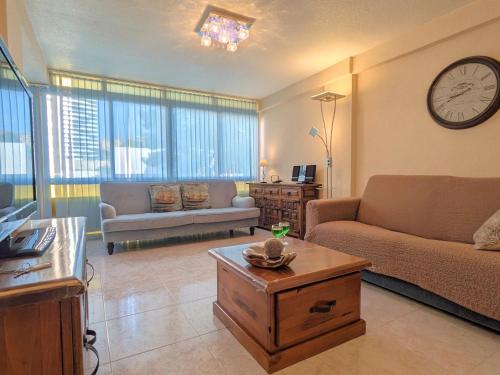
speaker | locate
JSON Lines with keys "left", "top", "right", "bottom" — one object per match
{"left": 291, "top": 166, "right": 300, "bottom": 181}
{"left": 305, "top": 165, "right": 316, "bottom": 182}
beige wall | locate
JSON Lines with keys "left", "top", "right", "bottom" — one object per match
{"left": 0, "top": 0, "right": 7, "bottom": 42}
{"left": 354, "top": 18, "right": 500, "bottom": 194}
{"left": 260, "top": 74, "right": 353, "bottom": 198}
{"left": 2, "top": 0, "right": 48, "bottom": 83}
{"left": 260, "top": 0, "right": 500, "bottom": 198}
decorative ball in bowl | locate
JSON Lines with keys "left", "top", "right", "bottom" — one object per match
{"left": 264, "top": 238, "right": 284, "bottom": 258}
{"left": 242, "top": 239, "right": 296, "bottom": 269}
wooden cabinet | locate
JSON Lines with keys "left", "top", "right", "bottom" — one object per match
{"left": 248, "top": 183, "right": 320, "bottom": 239}
{"left": 0, "top": 218, "right": 90, "bottom": 375}
{"left": 209, "top": 241, "right": 370, "bottom": 373}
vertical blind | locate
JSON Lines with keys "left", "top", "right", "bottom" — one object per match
{"left": 41, "top": 71, "right": 258, "bottom": 231}
{"left": 0, "top": 65, "right": 34, "bottom": 210}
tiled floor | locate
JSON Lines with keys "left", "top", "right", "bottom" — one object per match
{"left": 85, "top": 229, "right": 500, "bottom": 375}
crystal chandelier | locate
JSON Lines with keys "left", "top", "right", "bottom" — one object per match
{"left": 196, "top": 6, "right": 255, "bottom": 52}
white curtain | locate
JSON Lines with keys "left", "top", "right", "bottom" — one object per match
{"left": 38, "top": 71, "right": 258, "bottom": 231}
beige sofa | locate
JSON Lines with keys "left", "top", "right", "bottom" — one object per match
{"left": 305, "top": 175, "right": 500, "bottom": 331}
{"left": 100, "top": 180, "right": 259, "bottom": 254}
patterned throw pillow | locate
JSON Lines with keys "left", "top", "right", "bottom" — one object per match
{"left": 149, "top": 184, "right": 183, "bottom": 212}
{"left": 473, "top": 209, "right": 500, "bottom": 250}
{"left": 181, "top": 183, "right": 211, "bottom": 210}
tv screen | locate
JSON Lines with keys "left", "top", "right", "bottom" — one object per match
{"left": 291, "top": 165, "right": 316, "bottom": 183}
{"left": 0, "top": 38, "right": 36, "bottom": 226}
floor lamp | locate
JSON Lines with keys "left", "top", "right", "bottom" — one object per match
{"left": 309, "top": 91, "right": 345, "bottom": 199}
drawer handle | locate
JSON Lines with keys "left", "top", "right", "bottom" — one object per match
{"left": 310, "top": 300, "right": 336, "bottom": 313}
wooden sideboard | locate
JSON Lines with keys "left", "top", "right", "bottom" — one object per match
{"left": 248, "top": 183, "right": 321, "bottom": 239}
{"left": 0, "top": 217, "right": 92, "bottom": 375}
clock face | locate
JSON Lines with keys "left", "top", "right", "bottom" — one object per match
{"left": 428, "top": 57, "right": 500, "bottom": 129}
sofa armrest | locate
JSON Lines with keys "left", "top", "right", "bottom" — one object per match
{"left": 305, "top": 197, "right": 361, "bottom": 237}
{"left": 232, "top": 196, "right": 255, "bottom": 208}
{"left": 99, "top": 202, "right": 117, "bottom": 220}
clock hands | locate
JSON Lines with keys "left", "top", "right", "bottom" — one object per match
{"left": 446, "top": 87, "right": 472, "bottom": 103}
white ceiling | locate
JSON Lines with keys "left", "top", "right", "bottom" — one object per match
{"left": 25, "top": 0, "right": 473, "bottom": 99}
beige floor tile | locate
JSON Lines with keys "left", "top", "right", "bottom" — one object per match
{"left": 468, "top": 351, "right": 500, "bottom": 375}
{"left": 88, "top": 292, "right": 106, "bottom": 324}
{"left": 85, "top": 363, "right": 111, "bottom": 375}
{"left": 361, "top": 282, "right": 422, "bottom": 328}
{"left": 85, "top": 234, "right": 499, "bottom": 374}
{"left": 177, "top": 296, "right": 225, "bottom": 335}
{"left": 317, "top": 326, "right": 449, "bottom": 375}
{"left": 163, "top": 273, "right": 217, "bottom": 303}
{"left": 380, "top": 307, "right": 500, "bottom": 374}
{"left": 103, "top": 286, "right": 177, "bottom": 320}
{"left": 106, "top": 305, "right": 198, "bottom": 361}
{"left": 111, "top": 336, "right": 225, "bottom": 375}
{"left": 84, "top": 321, "right": 110, "bottom": 370}
{"left": 199, "top": 329, "right": 266, "bottom": 375}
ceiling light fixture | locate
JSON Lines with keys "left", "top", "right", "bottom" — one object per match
{"left": 195, "top": 5, "right": 255, "bottom": 52}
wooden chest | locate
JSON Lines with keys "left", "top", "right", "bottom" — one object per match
{"left": 209, "top": 240, "right": 371, "bottom": 373}
{"left": 248, "top": 183, "right": 320, "bottom": 239}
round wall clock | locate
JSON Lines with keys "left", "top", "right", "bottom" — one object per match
{"left": 427, "top": 56, "right": 500, "bottom": 129}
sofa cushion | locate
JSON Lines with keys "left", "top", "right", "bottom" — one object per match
{"left": 193, "top": 207, "right": 260, "bottom": 224}
{"left": 102, "top": 211, "right": 194, "bottom": 232}
{"left": 306, "top": 220, "right": 500, "bottom": 320}
{"left": 207, "top": 180, "right": 237, "bottom": 208}
{"left": 357, "top": 175, "right": 500, "bottom": 244}
{"left": 100, "top": 182, "right": 153, "bottom": 215}
{"left": 473, "top": 209, "right": 500, "bottom": 250}
{"left": 181, "top": 183, "right": 211, "bottom": 210}
{"left": 149, "top": 184, "right": 183, "bottom": 212}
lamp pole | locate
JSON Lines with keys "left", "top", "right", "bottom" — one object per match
{"left": 309, "top": 91, "right": 344, "bottom": 199}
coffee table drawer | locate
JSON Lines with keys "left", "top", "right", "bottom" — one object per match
{"left": 276, "top": 272, "right": 360, "bottom": 347}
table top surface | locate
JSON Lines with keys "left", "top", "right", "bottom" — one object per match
{"left": 0, "top": 217, "right": 87, "bottom": 306}
{"left": 208, "top": 237, "right": 371, "bottom": 293}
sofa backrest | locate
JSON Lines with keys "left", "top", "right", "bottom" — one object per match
{"left": 357, "top": 175, "right": 500, "bottom": 244}
{"left": 100, "top": 180, "right": 237, "bottom": 215}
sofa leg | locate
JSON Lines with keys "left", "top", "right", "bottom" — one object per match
{"left": 107, "top": 242, "right": 114, "bottom": 255}
{"left": 229, "top": 230, "right": 234, "bottom": 238}
{"left": 250, "top": 227, "right": 255, "bottom": 236}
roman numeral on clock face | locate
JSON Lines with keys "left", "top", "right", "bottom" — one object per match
{"left": 484, "top": 84, "right": 496, "bottom": 90}
{"left": 481, "top": 72, "right": 492, "bottom": 81}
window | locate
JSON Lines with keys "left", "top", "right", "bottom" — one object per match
{"left": 41, "top": 72, "right": 258, "bottom": 230}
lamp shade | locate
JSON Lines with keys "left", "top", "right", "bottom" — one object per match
{"left": 259, "top": 159, "right": 268, "bottom": 167}
{"left": 309, "top": 127, "right": 319, "bottom": 137}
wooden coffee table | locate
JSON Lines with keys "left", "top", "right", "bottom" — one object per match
{"left": 208, "top": 239, "right": 371, "bottom": 373}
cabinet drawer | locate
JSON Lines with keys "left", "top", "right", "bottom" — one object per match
{"left": 250, "top": 187, "right": 263, "bottom": 196}
{"left": 263, "top": 187, "right": 280, "bottom": 197}
{"left": 281, "top": 188, "right": 300, "bottom": 200}
{"left": 276, "top": 273, "right": 360, "bottom": 348}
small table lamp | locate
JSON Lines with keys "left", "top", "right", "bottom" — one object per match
{"left": 259, "top": 159, "right": 268, "bottom": 183}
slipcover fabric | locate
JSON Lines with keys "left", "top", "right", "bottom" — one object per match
{"left": 192, "top": 207, "right": 260, "bottom": 224}
{"left": 357, "top": 175, "right": 500, "bottom": 244}
{"left": 306, "top": 220, "right": 500, "bottom": 320}
{"left": 102, "top": 211, "right": 194, "bottom": 232}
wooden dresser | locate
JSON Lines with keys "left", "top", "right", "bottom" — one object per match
{"left": 0, "top": 217, "right": 91, "bottom": 375}
{"left": 248, "top": 183, "right": 321, "bottom": 239}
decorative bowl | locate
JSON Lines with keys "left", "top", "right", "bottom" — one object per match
{"left": 242, "top": 245, "right": 297, "bottom": 269}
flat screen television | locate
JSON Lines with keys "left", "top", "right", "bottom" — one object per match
{"left": 291, "top": 165, "right": 316, "bottom": 183}
{"left": 0, "top": 37, "right": 36, "bottom": 233}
